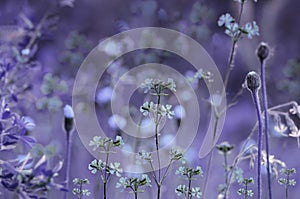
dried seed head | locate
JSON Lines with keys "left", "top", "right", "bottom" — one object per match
{"left": 245, "top": 71, "right": 261, "bottom": 93}
{"left": 256, "top": 42, "right": 270, "bottom": 62}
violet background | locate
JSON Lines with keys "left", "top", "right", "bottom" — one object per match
{"left": 0, "top": 0, "right": 299, "bottom": 198}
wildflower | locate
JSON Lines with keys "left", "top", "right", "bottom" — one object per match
{"left": 191, "top": 187, "right": 202, "bottom": 198}
{"left": 109, "top": 162, "right": 123, "bottom": 177}
{"left": 175, "top": 184, "right": 188, "bottom": 196}
{"left": 243, "top": 21, "right": 259, "bottom": 39}
{"left": 140, "top": 101, "right": 154, "bottom": 116}
{"left": 88, "top": 159, "right": 105, "bottom": 174}
{"left": 218, "top": 13, "right": 234, "bottom": 27}
{"left": 72, "top": 178, "right": 90, "bottom": 198}
{"left": 116, "top": 174, "right": 151, "bottom": 195}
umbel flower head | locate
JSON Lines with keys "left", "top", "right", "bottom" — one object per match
{"left": 63, "top": 104, "right": 75, "bottom": 133}
{"left": 256, "top": 42, "right": 270, "bottom": 62}
{"left": 244, "top": 71, "right": 261, "bottom": 93}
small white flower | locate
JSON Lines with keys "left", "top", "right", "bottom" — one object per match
{"left": 175, "top": 184, "right": 188, "bottom": 196}
{"left": 165, "top": 104, "right": 175, "bottom": 119}
{"left": 63, "top": 104, "right": 74, "bottom": 118}
{"left": 218, "top": 13, "right": 234, "bottom": 27}
{"left": 225, "top": 22, "right": 239, "bottom": 38}
{"left": 191, "top": 187, "right": 202, "bottom": 198}
{"left": 89, "top": 136, "right": 102, "bottom": 151}
{"left": 116, "top": 177, "right": 128, "bottom": 189}
{"left": 109, "top": 162, "right": 123, "bottom": 177}
{"left": 140, "top": 101, "right": 154, "bottom": 116}
{"left": 244, "top": 21, "right": 259, "bottom": 39}
{"left": 175, "top": 166, "right": 185, "bottom": 175}
{"left": 167, "top": 78, "right": 176, "bottom": 92}
{"left": 88, "top": 159, "right": 105, "bottom": 174}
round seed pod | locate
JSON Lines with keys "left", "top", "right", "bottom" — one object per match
{"left": 245, "top": 71, "right": 261, "bottom": 93}
{"left": 256, "top": 42, "right": 270, "bottom": 62}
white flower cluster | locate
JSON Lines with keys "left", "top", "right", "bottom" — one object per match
{"left": 72, "top": 178, "right": 91, "bottom": 198}
{"left": 237, "top": 178, "right": 254, "bottom": 198}
{"left": 89, "top": 135, "right": 124, "bottom": 151}
{"left": 140, "top": 78, "right": 176, "bottom": 94}
{"left": 140, "top": 101, "right": 175, "bottom": 119}
{"left": 137, "top": 150, "right": 153, "bottom": 164}
{"left": 218, "top": 13, "right": 259, "bottom": 40}
{"left": 88, "top": 159, "right": 123, "bottom": 177}
{"left": 175, "top": 185, "right": 202, "bottom": 198}
{"left": 116, "top": 174, "right": 152, "bottom": 191}
{"left": 175, "top": 166, "right": 203, "bottom": 177}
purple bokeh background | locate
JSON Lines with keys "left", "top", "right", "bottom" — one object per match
{"left": 1, "top": 0, "right": 299, "bottom": 198}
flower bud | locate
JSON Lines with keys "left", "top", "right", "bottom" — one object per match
{"left": 63, "top": 105, "right": 74, "bottom": 133}
{"left": 256, "top": 42, "right": 269, "bottom": 62}
{"left": 245, "top": 71, "right": 261, "bottom": 93}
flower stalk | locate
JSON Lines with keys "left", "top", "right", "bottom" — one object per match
{"left": 257, "top": 42, "right": 272, "bottom": 199}
{"left": 63, "top": 105, "right": 75, "bottom": 199}
{"left": 244, "top": 71, "right": 263, "bottom": 199}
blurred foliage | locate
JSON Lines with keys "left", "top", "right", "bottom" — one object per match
{"left": 36, "top": 73, "right": 68, "bottom": 111}
{"left": 61, "top": 31, "right": 93, "bottom": 67}
{"left": 278, "top": 59, "right": 300, "bottom": 98}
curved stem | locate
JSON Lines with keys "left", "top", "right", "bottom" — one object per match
{"left": 253, "top": 91, "right": 263, "bottom": 199}
{"left": 260, "top": 60, "right": 272, "bottom": 199}
{"left": 224, "top": 124, "right": 258, "bottom": 198}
